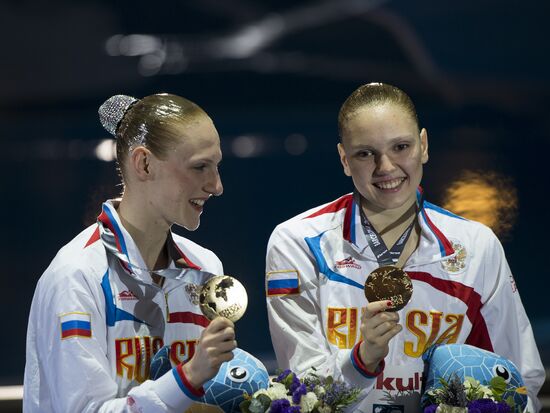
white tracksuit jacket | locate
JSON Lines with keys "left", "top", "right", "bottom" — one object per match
{"left": 266, "top": 193, "right": 545, "bottom": 413}
{"left": 24, "top": 200, "right": 223, "bottom": 412}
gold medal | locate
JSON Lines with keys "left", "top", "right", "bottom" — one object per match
{"left": 364, "top": 265, "right": 413, "bottom": 312}
{"left": 199, "top": 275, "right": 248, "bottom": 322}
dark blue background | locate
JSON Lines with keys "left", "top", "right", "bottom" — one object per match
{"left": 1, "top": 0, "right": 549, "bottom": 384}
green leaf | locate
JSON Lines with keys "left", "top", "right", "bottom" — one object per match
{"left": 489, "top": 376, "right": 507, "bottom": 394}
{"left": 239, "top": 399, "right": 252, "bottom": 413}
{"left": 281, "top": 372, "right": 295, "bottom": 389}
{"left": 249, "top": 397, "right": 269, "bottom": 413}
{"left": 257, "top": 394, "right": 272, "bottom": 410}
{"left": 505, "top": 395, "right": 516, "bottom": 409}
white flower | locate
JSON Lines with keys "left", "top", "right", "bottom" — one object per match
{"left": 462, "top": 376, "right": 495, "bottom": 400}
{"left": 314, "top": 385, "right": 326, "bottom": 398}
{"left": 478, "top": 385, "right": 495, "bottom": 400}
{"left": 300, "top": 391, "right": 318, "bottom": 413}
{"left": 252, "top": 388, "right": 269, "bottom": 397}
{"left": 317, "top": 405, "right": 332, "bottom": 413}
{"left": 464, "top": 377, "right": 480, "bottom": 390}
{"left": 266, "top": 382, "right": 289, "bottom": 400}
{"left": 436, "top": 405, "right": 468, "bottom": 413}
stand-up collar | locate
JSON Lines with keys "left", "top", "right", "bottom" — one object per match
{"left": 345, "top": 188, "right": 455, "bottom": 263}
{"left": 97, "top": 200, "right": 201, "bottom": 282}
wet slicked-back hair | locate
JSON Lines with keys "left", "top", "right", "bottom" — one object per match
{"left": 338, "top": 82, "right": 419, "bottom": 140}
{"left": 116, "top": 93, "right": 209, "bottom": 180}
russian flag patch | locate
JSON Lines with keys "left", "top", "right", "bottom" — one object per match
{"left": 266, "top": 270, "right": 300, "bottom": 296}
{"left": 59, "top": 312, "right": 92, "bottom": 339}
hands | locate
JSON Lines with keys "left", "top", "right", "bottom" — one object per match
{"left": 182, "top": 317, "right": 237, "bottom": 389}
{"left": 359, "top": 300, "right": 402, "bottom": 372}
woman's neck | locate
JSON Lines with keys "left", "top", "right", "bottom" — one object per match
{"left": 117, "top": 194, "right": 170, "bottom": 271}
{"left": 361, "top": 196, "right": 418, "bottom": 249}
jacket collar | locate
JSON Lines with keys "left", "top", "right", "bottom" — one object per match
{"left": 97, "top": 200, "right": 201, "bottom": 282}
{"left": 345, "top": 188, "right": 455, "bottom": 262}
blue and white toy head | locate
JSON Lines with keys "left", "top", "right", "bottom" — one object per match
{"left": 150, "top": 346, "right": 269, "bottom": 413}
{"left": 421, "top": 344, "right": 527, "bottom": 413}
{"left": 200, "top": 347, "right": 270, "bottom": 412}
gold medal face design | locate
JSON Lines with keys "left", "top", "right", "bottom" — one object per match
{"left": 199, "top": 275, "right": 248, "bottom": 322}
{"left": 364, "top": 265, "right": 413, "bottom": 311}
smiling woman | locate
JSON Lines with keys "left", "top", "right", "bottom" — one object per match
{"left": 112, "top": 94, "right": 224, "bottom": 238}
{"left": 265, "top": 82, "right": 545, "bottom": 413}
{"left": 23, "top": 93, "right": 236, "bottom": 413}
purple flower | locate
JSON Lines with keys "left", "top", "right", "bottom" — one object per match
{"left": 292, "top": 383, "right": 307, "bottom": 404}
{"left": 289, "top": 375, "right": 301, "bottom": 393}
{"left": 424, "top": 404, "right": 438, "bottom": 413}
{"left": 468, "top": 399, "right": 498, "bottom": 413}
{"left": 321, "top": 381, "right": 347, "bottom": 406}
{"left": 288, "top": 407, "right": 301, "bottom": 412}
{"left": 275, "top": 370, "right": 293, "bottom": 382}
{"left": 270, "top": 399, "right": 291, "bottom": 413}
{"left": 495, "top": 402, "right": 511, "bottom": 413}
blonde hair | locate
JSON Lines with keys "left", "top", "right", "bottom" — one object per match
{"left": 338, "top": 82, "right": 419, "bottom": 139}
{"left": 115, "top": 93, "right": 209, "bottom": 179}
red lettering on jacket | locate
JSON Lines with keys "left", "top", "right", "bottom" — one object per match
{"left": 404, "top": 310, "right": 465, "bottom": 357}
{"left": 327, "top": 307, "right": 359, "bottom": 349}
{"left": 170, "top": 340, "right": 199, "bottom": 365}
{"left": 115, "top": 336, "right": 165, "bottom": 382}
{"left": 376, "top": 372, "right": 424, "bottom": 391}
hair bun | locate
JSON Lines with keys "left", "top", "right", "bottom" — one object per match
{"left": 98, "top": 94, "right": 138, "bottom": 136}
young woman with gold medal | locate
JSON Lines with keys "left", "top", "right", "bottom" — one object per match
{"left": 265, "top": 83, "right": 544, "bottom": 413}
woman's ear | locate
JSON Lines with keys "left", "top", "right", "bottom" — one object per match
{"left": 337, "top": 143, "right": 352, "bottom": 177}
{"left": 128, "top": 146, "right": 154, "bottom": 181}
{"left": 420, "top": 128, "right": 429, "bottom": 164}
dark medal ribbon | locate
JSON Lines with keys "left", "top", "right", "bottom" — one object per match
{"left": 357, "top": 192, "right": 420, "bottom": 310}
{"left": 357, "top": 191, "right": 422, "bottom": 266}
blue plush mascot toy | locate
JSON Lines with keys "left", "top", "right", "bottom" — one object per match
{"left": 150, "top": 346, "right": 269, "bottom": 412}
{"left": 421, "top": 344, "right": 527, "bottom": 413}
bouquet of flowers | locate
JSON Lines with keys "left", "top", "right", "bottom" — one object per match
{"left": 423, "top": 374, "right": 528, "bottom": 413}
{"left": 239, "top": 369, "right": 361, "bottom": 413}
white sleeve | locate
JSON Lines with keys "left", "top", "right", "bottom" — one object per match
{"left": 479, "top": 233, "right": 546, "bottom": 413}
{"left": 25, "top": 266, "right": 202, "bottom": 413}
{"left": 265, "top": 225, "right": 379, "bottom": 391}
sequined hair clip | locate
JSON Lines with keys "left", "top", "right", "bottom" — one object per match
{"left": 98, "top": 94, "right": 139, "bottom": 137}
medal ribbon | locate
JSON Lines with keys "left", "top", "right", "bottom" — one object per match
{"left": 97, "top": 217, "right": 216, "bottom": 284}
{"left": 357, "top": 192, "right": 422, "bottom": 266}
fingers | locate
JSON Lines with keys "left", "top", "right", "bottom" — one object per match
{"left": 362, "top": 301, "right": 400, "bottom": 331}
{"left": 364, "top": 321, "right": 402, "bottom": 345}
{"left": 366, "top": 316, "right": 400, "bottom": 336}
{"left": 206, "top": 316, "right": 235, "bottom": 333}
{"left": 210, "top": 338, "right": 237, "bottom": 354}
{"left": 379, "top": 323, "right": 402, "bottom": 342}
{"left": 212, "top": 346, "right": 235, "bottom": 364}
{"left": 363, "top": 310, "right": 399, "bottom": 329}
{"left": 200, "top": 317, "right": 237, "bottom": 355}
{"left": 359, "top": 300, "right": 402, "bottom": 367}
{"left": 204, "top": 318, "right": 235, "bottom": 346}
{"left": 364, "top": 300, "right": 394, "bottom": 318}
{"left": 183, "top": 319, "right": 237, "bottom": 388}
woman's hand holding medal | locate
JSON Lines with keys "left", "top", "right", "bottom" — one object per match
{"left": 184, "top": 275, "right": 248, "bottom": 389}
{"left": 182, "top": 317, "right": 237, "bottom": 388}
{"left": 359, "top": 300, "right": 402, "bottom": 372}
{"left": 360, "top": 266, "right": 413, "bottom": 371}
{"left": 356, "top": 196, "right": 416, "bottom": 371}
